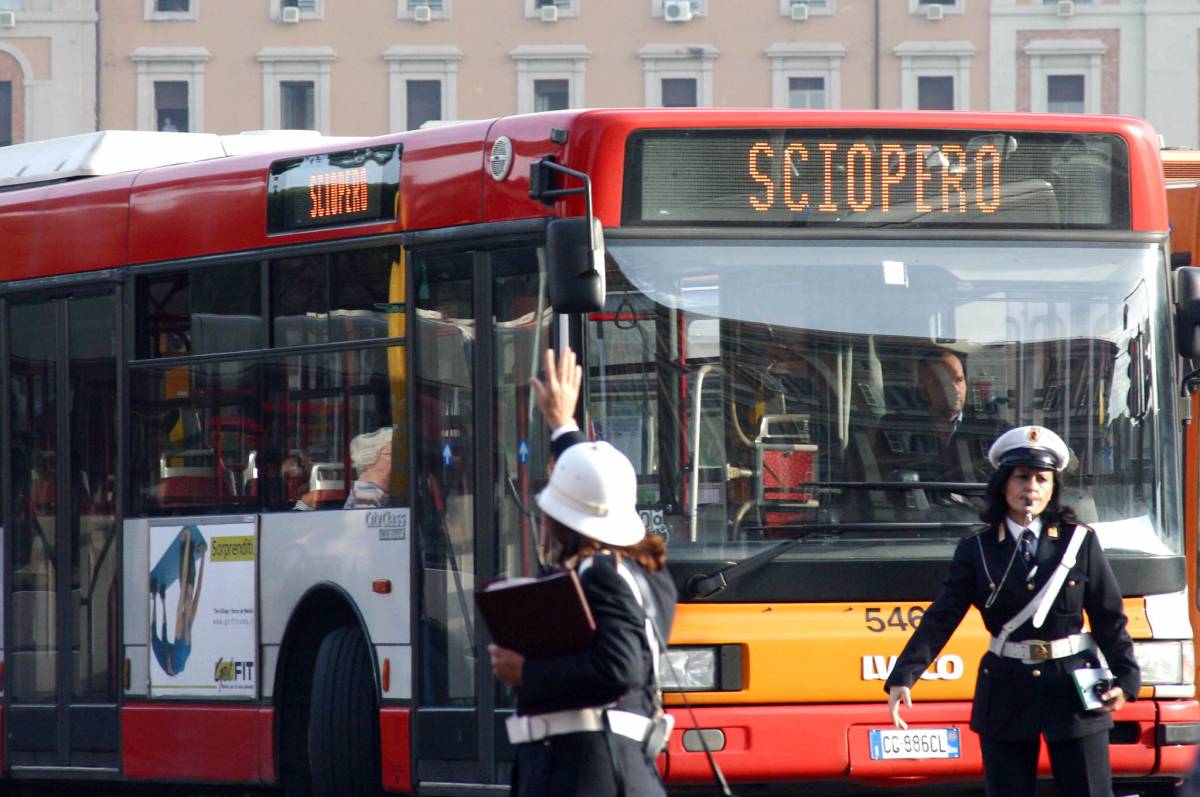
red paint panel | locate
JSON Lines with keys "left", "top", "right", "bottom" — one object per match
{"left": 258, "top": 705, "right": 277, "bottom": 784}
{"left": 123, "top": 703, "right": 268, "bottom": 783}
{"left": 0, "top": 174, "right": 133, "bottom": 281}
{"left": 1158, "top": 699, "right": 1200, "bottom": 777}
{"left": 380, "top": 707, "right": 412, "bottom": 793}
{"left": 665, "top": 700, "right": 1190, "bottom": 787}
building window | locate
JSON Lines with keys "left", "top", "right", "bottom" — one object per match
{"left": 398, "top": 0, "right": 449, "bottom": 20}
{"left": 131, "top": 47, "right": 209, "bottom": 132}
{"left": 0, "top": 81, "right": 10, "bottom": 147}
{"left": 894, "top": 41, "right": 975, "bottom": 110}
{"left": 384, "top": 46, "right": 460, "bottom": 132}
{"left": 406, "top": 80, "right": 441, "bottom": 129}
{"left": 639, "top": 44, "right": 717, "bottom": 108}
{"left": 909, "top": 0, "right": 963, "bottom": 14}
{"left": 1024, "top": 39, "right": 1105, "bottom": 114}
{"left": 280, "top": 81, "right": 314, "bottom": 129}
{"left": 1046, "top": 74, "right": 1085, "bottom": 113}
{"left": 270, "top": 0, "right": 322, "bottom": 20}
{"left": 0, "top": 1, "right": 19, "bottom": 9}
{"left": 659, "top": 78, "right": 694, "bottom": 107}
{"left": 154, "top": 81, "right": 188, "bottom": 131}
{"left": 651, "top": 0, "right": 706, "bottom": 18}
{"left": 525, "top": 0, "right": 578, "bottom": 18}
{"left": 146, "top": 0, "right": 195, "bottom": 18}
{"left": 510, "top": 45, "right": 589, "bottom": 114}
{"left": 778, "top": 0, "right": 832, "bottom": 15}
{"left": 767, "top": 43, "right": 846, "bottom": 108}
{"left": 145, "top": 0, "right": 197, "bottom": 21}
{"left": 257, "top": 47, "right": 335, "bottom": 133}
{"left": 534, "top": 79, "right": 569, "bottom": 111}
{"left": 787, "top": 77, "right": 825, "bottom": 109}
{"left": 917, "top": 76, "right": 954, "bottom": 110}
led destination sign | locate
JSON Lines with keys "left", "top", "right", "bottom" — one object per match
{"left": 267, "top": 144, "right": 401, "bottom": 234}
{"left": 622, "top": 129, "right": 1130, "bottom": 229}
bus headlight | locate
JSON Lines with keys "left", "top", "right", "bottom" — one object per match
{"left": 1133, "top": 640, "right": 1194, "bottom": 685}
{"left": 660, "top": 645, "right": 743, "bottom": 692}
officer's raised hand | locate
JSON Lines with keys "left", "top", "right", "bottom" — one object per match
{"left": 888, "top": 685, "right": 911, "bottom": 729}
{"left": 530, "top": 347, "right": 582, "bottom": 430}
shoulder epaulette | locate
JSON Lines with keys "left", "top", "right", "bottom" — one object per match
{"left": 963, "top": 525, "right": 989, "bottom": 540}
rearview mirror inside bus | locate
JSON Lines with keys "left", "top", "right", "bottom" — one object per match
{"left": 547, "top": 216, "right": 606, "bottom": 313}
{"left": 1176, "top": 266, "right": 1200, "bottom": 359}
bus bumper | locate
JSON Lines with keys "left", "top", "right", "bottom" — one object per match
{"left": 663, "top": 700, "right": 1200, "bottom": 787}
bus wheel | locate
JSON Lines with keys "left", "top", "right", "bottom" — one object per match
{"left": 309, "top": 625, "right": 382, "bottom": 796}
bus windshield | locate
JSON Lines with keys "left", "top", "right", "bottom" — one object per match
{"left": 588, "top": 239, "right": 1180, "bottom": 563}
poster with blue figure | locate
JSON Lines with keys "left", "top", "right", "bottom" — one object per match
{"left": 148, "top": 518, "right": 258, "bottom": 698}
{"left": 150, "top": 524, "right": 207, "bottom": 678}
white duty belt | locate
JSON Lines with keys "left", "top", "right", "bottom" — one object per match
{"left": 505, "top": 707, "right": 652, "bottom": 745}
{"left": 988, "top": 631, "right": 1095, "bottom": 664}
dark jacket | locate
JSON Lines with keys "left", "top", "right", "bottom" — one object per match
{"left": 884, "top": 520, "right": 1140, "bottom": 742}
{"left": 514, "top": 553, "right": 677, "bottom": 797}
{"left": 514, "top": 428, "right": 678, "bottom": 797}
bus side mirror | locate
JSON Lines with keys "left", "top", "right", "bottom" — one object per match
{"left": 547, "top": 217, "right": 605, "bottom": 313}
{"left": 1176, "top": 267, "right": 1200, "bottom": 358}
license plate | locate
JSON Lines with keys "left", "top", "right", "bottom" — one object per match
{"left": 868, "top": 728, "right": 961, "bottom": 760}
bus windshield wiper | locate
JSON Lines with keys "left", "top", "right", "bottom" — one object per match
{"left": 685, "top": 521, "right": 972, "bottom": 600}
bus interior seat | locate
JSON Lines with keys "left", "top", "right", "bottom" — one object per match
{"left": 308, "top": 462, "right": 346, "bottom": 507}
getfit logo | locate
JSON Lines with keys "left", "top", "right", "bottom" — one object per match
{"left": 214, "top": 658, "right": 256, "bottom": 683}
{"left": 862, "top": 654, "right": 964, "bottom": 681}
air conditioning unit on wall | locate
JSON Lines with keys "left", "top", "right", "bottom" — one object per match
{"left": 1057, "top": 0, "right": 1075, "bottom": 17}
{"left": 540, "top": 3, "right": 559, "bottom": 22}
{"left": 925, "top": 4, "right": 945, "bottom": 21}
{"left": 791, "top": 2, "right": 809, "bottom": 21}
{"left": 664, "top": 0, "right": 693, "bottom": 23}
{"left": 280, "top": 5, "right": 301, "bottom": 23}
{"left": 412, "top": 4, "right": 433, "bottom": 22}
{"left": 0, "top": 10, "right": 14, "bottom": 28}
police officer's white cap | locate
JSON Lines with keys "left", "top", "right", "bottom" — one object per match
{"left": 536, "top": 441, "right": 645, "bottom": 548}
{"left": 987, "top": 425, "right": 1070, "bottom": 472}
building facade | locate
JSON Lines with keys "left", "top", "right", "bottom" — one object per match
{"left": 0, "top": 0, "right": 1198, "bottom": 146}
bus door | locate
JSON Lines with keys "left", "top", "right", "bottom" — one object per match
{"left": 4, "top": 290, "right": 121, "bottom": 770}
{"left": 412, "top": 245, "right": 552, "bottom": 789}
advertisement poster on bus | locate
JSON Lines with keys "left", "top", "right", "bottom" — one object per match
{"left": 148, "top": 517, "right": 257, "bottom": 699}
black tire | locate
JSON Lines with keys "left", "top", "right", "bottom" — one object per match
{"left": 309, "top": 625, "right": 382, "bottom": 796}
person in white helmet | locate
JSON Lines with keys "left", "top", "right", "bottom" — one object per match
{"left": 490, "top": 347, "right": 676, "bottom": 797}
{"left": 883, "top": 425, "right": 1139, "bottom": 797}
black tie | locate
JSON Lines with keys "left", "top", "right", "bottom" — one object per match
{"left": 1020, "top": 529, "right": 1036, "bottom": 563}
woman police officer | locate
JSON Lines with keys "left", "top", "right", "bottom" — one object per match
{"left": 490, "top": 347, "right": 676, "bottom": 797}
{"left": 885, "top": 425, "right": 1139, "bottom": 797}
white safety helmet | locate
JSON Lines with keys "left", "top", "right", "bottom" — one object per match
{"left": 536, "top": 441, "right": 644, "bottom": 548}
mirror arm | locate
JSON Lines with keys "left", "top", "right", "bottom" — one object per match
{"left": 530, "top": 157, "right": 596, "bottom": 251}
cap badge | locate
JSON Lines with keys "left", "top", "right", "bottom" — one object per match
{"left": 1027, "top": 427, "right": 1041, "bottom": 443}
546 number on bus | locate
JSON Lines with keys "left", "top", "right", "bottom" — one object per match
{"left": 864, "top": 606, "right": 925, "bottom": 633}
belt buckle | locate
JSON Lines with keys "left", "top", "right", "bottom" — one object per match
{"left": 1028, "top": 641, "right": 1051, "bottom": 662}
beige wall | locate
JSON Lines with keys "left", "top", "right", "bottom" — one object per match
{"left": 99, "top": 1, "right": 993, "bottom": 137}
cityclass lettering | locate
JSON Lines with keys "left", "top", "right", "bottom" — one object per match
{"left": 367, "top": 509, "right": 409, "bottom": 541}
{"left": 747, "top": 141, "right": 1002, "bottom": 217}
{"left": 213, "top": 658, "right": 255, "bottom": 683}
{"left": 309, "top": 167, "right": 369, "bottom": 219}
{"left": 862, "top": 654, "right": 964, "bottom": 681}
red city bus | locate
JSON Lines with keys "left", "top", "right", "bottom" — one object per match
{"left": 0, "top": 112, "right": 1198, "bottom": 795}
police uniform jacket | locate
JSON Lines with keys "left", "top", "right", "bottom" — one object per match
{"left": 883, "top": 518, "right": 1140, "bottom": 742}
{"left": 512, "top": 430, "right": 678, "bottom": 797}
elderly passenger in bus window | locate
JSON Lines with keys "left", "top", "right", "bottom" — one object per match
{"left": 344, "top": 427, "right": 394, "bottom": 509}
